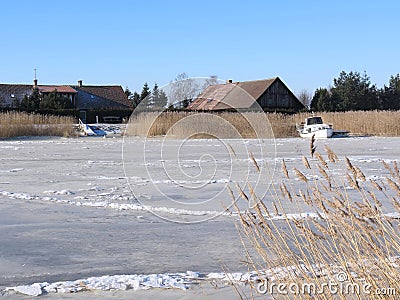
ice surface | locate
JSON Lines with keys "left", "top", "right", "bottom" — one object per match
{"left": 0, "top": 136, "right": 399, "bottom": 298}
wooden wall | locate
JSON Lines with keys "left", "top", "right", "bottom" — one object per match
{"left": 257, "top": 79, "right": 303, "bottom": 111}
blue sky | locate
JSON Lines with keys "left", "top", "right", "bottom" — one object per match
{"left": 1, "top": 0, "right": 399, "bottom": 95}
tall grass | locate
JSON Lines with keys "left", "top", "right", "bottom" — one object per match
{"left": 231, "top": 141, "right": 400, "bottom": 299}
{"left": 0, "top": 111, "right": 76, "bottom": 138}
{"left": 126, "top": 111, "right": 274, "bottom": 138}
{"left": 126, "top": 110, "right": 400, "bottom": 138}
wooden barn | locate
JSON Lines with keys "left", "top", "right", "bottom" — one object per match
{"left": 187, "top": 77, "right": 304, "bottom": 112}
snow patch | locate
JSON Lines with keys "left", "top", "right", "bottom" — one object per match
{"left": 7, "top": 283, "right": 44, "bottom": 296}
{"left": 151, "top": 178, "right": 231, "bottom": 185}
{"left": 0, "top": 188, "right": 326, "bottom": 220}
{"left": 0, "top": 168, "right": 24, "bottom": 173}
{"left": 5, "top": 271, "right": 201, "bottom": 296}
{"left": 43, "top": 190, "right": 75, "bottom": 195}
{"left": 5, "top": 265, "right": 370, "bottom": 297}
{"left": 2, "top": 188, "right": 396, "bottom": 222}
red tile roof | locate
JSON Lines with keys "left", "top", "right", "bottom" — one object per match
{"left": 37, "top": 85, "right": 77, "bottom": 93}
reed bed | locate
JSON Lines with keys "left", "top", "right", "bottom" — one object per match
{"left": 0, "top": 111, "right": 76, "bottom": 138}
{"left": 126, "top": 111, "right": 274, "bottom": 138}
{"left": 231, "top": 140, "right": 400, "bottom": 299}
{"left": 126, "top": 110, "right": 400, "bottom": 138}
{"left": 291, "top": 111, "right": 400, "bottom": 137}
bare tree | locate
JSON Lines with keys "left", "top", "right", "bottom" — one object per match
{"left": 168, "top": 73, "right": 200, "bottom": 109}
{"left": 201, "top": 75, "right": 219, "bottom": 91}
{"left": 167, "top": 73, "right": 221, "bottom": 109}
{"left": 298, "top": 89, "right": 312, "bottom": 109}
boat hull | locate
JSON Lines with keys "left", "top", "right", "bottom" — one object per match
{"left": 332, "top": 130, "right": 349, "bottom": 137}
{"left": 296, "top": 116, "right": 348, "bottom": 139}
{"left": 299, "top": 128, "right": 334, "bottom": 139}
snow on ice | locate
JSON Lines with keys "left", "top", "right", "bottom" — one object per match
{"left": 5, "top": 271, "right": 201, "bottom": 296}
{"left": 0, "top": 188, "right": 327, "bottom": 220}
{"left": 4, "top": 270, "right": 268, "bottom": 297}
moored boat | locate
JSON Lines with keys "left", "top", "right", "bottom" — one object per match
{"left": 296, "top": 116, "right": 348, "bottom": 138}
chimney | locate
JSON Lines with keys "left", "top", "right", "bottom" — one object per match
{"left": 226, "top": 79, "right": 233, "bottom": 84}
{"left": 78, "top": 80, "right": 83, "bottom": 87}
{"left": 33, "top": 68, "right": 38, "bottom": 87}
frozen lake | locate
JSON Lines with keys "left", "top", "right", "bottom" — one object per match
{"left": 0, "top": 136, "right": 399, "bottom": 298}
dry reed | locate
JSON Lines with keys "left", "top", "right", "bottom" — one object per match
{"left": 0, "top": 111, "right": 76, "bottom": 138}
{"left": 126, "top": 110, "right": 400, "bottom": 138}
{"left": 290, "top": 110, "right": 400, "bottom": 137}
{"left": 231, "top": 141, "right": 400, "bottom": 299}
{"left": 126, "top": 111, "right": 274, "bottom": 138}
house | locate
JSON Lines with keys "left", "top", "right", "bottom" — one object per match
{"left": 36, "top": 82, "right": 78, "bottom": 104}
{"left": 0, "top": 79, "right": 132, "bottom": 123}
{"left": 0, "top": 84, "right": 32, "bottom": 108}
{"left": 187, "top": 77, "right": 304, "bottom": 112}
{"left": 72, "top": 80, "right": 132, "bottom": 122}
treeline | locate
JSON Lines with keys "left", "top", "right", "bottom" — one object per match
{"left": 125, "top": 82, "right": 168, "bottom": 110}
{"left": 125, "top": 73, "right": 219, "bottom": 111}
{"left": 311, "top": 71, "right": 400, "bottom": 111}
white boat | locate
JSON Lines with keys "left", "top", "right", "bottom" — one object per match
{"left": 296, "top": 116, "right": 347, "bottom": 138}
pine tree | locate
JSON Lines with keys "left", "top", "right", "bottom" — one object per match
{"left": 131, "top": 91, "right": 141, "bottom": 109}
{"left": 310, "top": 88, "right": 334, "bottom": 111}
{"left": 380, "top": 74, "right": 400, "bottom": 110}
{"left": 140, "top": 82, "right": 150, "bottom": 101}
{"left": 124, "top": 86, "right": 132, "bottom": 99}
{"left": 151, "top": 83, "right": 168, "bottom": 110}
{"left": 150, "top": 83, "right": 160, "bottom": 109}
{"left": 138, "top": 82, "right": 151, "bottom": 109}
{"left": 31, "top": 87, "right": 41, "bottom": 110}
{"left": 332, "top": 71, "right": 377, "bottom": 110}
{"left": 158, "top": 89, "right": 168, "bottom": 109}
{"left": 40, "top": 89, "right": 74, "bottom": 109}
{"left": 20, "top": 87, "right": 41, "bottom": 111}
